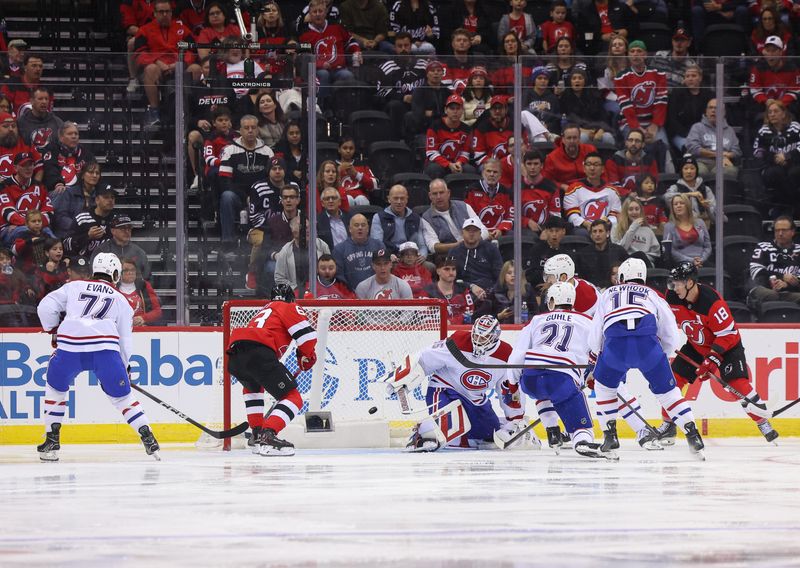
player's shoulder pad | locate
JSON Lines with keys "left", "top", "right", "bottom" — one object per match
{"left": 696, "top": 283, "right": 723, "bottom": 309}
{"left": 491, "top": 340, "right": 513, "bottom": 362}
{"left": 451, "top": 330, "right": 474, "bottom": 352}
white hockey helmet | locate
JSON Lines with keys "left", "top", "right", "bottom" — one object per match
{"left": 547, "top": 281, "right": 576, "bottom": 310}
{"left": 618, "top": 258, "right": 647, "bottom": 284}
{"left": 543, "top": 254, "right": 575, "bottom": 283}
{"left": 92, "top": 252, "right": 122, "bottom": 283}
{"left": 471, "top": 315, "right": 501, "bottom": 357}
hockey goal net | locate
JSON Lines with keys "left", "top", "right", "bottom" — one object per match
{"left": 220, "top": 299, "right": 447, "bottom": 449}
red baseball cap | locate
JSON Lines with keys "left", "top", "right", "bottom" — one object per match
{"left": 489, "top": 95, "right": 507, "bottom": 107}
{"left": 0, "top": 112, "right": 16, "bottom": 123}
{"left": 445, "top": 94, "right": 464, "bottom": 107}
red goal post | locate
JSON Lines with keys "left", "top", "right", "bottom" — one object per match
{"left": 222, "top": 299, "right": 448, "bottom": 449}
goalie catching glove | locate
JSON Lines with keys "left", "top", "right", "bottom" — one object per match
{"left": 297, "top": 349, "right": 316, "bottom": 371}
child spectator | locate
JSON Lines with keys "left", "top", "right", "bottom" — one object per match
{"left": 391, "top": 241, "right": 433, "bottom": 297}
{"left": 34, "top": 237, "right": 68, "bottom": 297}
{"left": 199, "top": 106, "right": 235, "bottom": 191}
{"left": 337, "top": 136, "right": 377, "bottom": 207}
{"left": 461, "top": 67, "right": 492, "bottom": 126}
{"left": 635, "top": 173, "right": 666, "bottom": 237}
{"left": 540, "top": 0, "right": 575, "bottom": 53}
{"left": 117, "top": 258, "right": 163, "bottom": 326}
{"left": 497, "top": 0, "right": 537, "bottom": 55}
{"left": 11, "top": 209, "right": 52, "bottom": 274}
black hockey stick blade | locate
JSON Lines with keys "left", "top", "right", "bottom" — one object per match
{"left": 445, "top": 337, "right": 589, "bottom": 370}
{"left": 495, "top": 418, "right": 542, "bottom": 450}
{"left": 131, "top": 384, "right": 249, "bottom": 439}
{"left": 771, "top": 396, "right": 800, "bottom": 418}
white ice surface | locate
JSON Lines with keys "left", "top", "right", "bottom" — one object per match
{"left": 1, "top": 439, "right": 799, "bottom": 568}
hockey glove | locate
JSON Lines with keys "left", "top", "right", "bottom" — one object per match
{"left": 499, "top": 380, "right": 524, "bottom": 420}
{"left": 297, "top": 349, "right": 316, "bottom": 372}
{"left": 696, "top": 353, "right": 723, "bottom": 382}
{"left": 584, "top": 352, "right": 597, "bottom": 389}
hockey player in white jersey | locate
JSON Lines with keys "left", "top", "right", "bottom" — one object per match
{"left": 507, "top": 282, "right": 615, "bottom": 459}
{"left": 586, "top": 258, "right": 705, "bottom": 458}
{"left": 36, "top": 253, "right": 160, "bottom": 461}
{"left": 388, "top": 315, "right": 538, "bottom": 452}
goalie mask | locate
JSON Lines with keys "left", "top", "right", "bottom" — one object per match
{"left": 471, "top": 315, "right": 501, "bottom": 357}
{"left": 618, "top": 258, "right": 647, "bottom": 284}
{"left": 270, "top": 284, "right": 295, "bottom": 303}
{"left": 543, "top": 254, "right": 575, "bottom": 283}
{"left": 92, "top": 253, "right": 122, "bottom": 284}
{"left": 547, "top": 281, "right": 576, "bottom": 310}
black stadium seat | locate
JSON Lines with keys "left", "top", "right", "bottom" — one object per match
{"left": 498, "top": 233, "right": 537, "bottom": 262}
{"left": 444, "top": 173, "right": 481, "bottom": 199}
{"left": 349, "top": 110, "right": 395, "bottom": 153}
{"left": 722, "top": 235, "right": 759, "bottom": 291}
{"left": 560, "top": 235, "right": 592, "bottom": 258}
{"left": 392, "top": 172, "right": 432, "bottom": 208}
{"left": 724, "top": 205, "right": 764, "bottom": 240}
{"left": 636, "top": 23, "right": 673, "bottom": 53}
{"left": 647, "top": 268, "right": 670, "bottom": 293}
{"left": 702, "top": 24, "right": 749, "bottom": 57}
{"left": 368, "top": 141, "right": 413, "bottom": 189}
{"left": 758, "top": 301, "right": 800, "bottom": 323}
{"left": 727, "top": 301, "right": 753, "bottom": 323}
{"left": 315, "top": 141, "right": 339, "bottom": 164}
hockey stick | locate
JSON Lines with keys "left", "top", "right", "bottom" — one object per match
{"left": 494, "top": 417, "right": 542, "bottom": 450}
{"left": 674, "top": 351, "right": 771, "bottom": 417}
{"left": 132, "top": 384, "right": 249, "bottom": 439}
{"left": 769, "top": 397, "right": 800, "bottom": 418}
{"left": 445, "top": 337, "right": 589, "bottom": 370}
{"left": 615, "top": 392, "right": 660, "bottom": 437}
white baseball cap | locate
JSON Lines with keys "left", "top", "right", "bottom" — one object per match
{"left": 765, "top": 36, "right": 784, "bottom": 50}
{"left": 462, "top": 218, "right": 483, "bottom": 230}
{"left": 398, "top": 241, "right": 418, "bottom": 253}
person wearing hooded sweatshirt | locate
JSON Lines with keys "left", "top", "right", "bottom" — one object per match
{"left": 449, "top": 218, "right": 503, "bottom": 295}
{"left": 542, "top": 124, "right": 597, "bottom": 192}
{"left": 664, "top": 154, "right": 717, "bottom": 229}
{"left": 684, "top": 98, "right": 742, "bottom": 179}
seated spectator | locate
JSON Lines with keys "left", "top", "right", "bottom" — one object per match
{"left": 491, "top": 33, "right": 531, "bottom": 98}
{"left": 218, "top": 114, "right": 274, "bottom": 250}
{"left": 497, "top": 0, "right": 537, "bottom": 55}
{"left": 0, "top": 94, "right": 12, "bottom": 114}
{"left": 0, "top": 152, "right": 53, "bottom": 247}
{"left": 0, "top": 246, "right": 37, "bottom": 326}
{"left": 117, "top": 258, "right": 162, "bottom": 326}
{"left": 255, "top": 3, "right": 297, "bottom": 102}
{"left": 91, "top": 214, "right": 151, "bottom": 279}
{"left": 121, "top": 0, "right": 162, "bottom": 93}
{"left": 750, "top": 7, "right": 792, "bottom": 55}
{"left": 449, "top": 218, "right": 503, "bottom": 295}
{"left": 464, "top": 158, "right": 513, "bottom": 239}
{"left": 523, "top": 215, "right": 571, "bottom": 283}
{"left": 388, "top": 0, "right": 439, "bottom": 55}
{"left": 356, "top": 249, "right": 413, "bottom": 299}
{"left": 542, "top": 124, "right": 597, "bottom": 192}
{"left": 195, "top": 2, "right": 240, "bottom": 60}
{"left": 424, "top": 94, "right": 475, "bottom": 179}
{"left": 423, "top": 254, "right": 486, "bottom": 323}
{"left": 195, "top": 105, "right": 235, "bottom": 192}
{"left": 0, "top": 113, "right": 43, "bottom": 183}
{"left": 685, "top": 98, "right": 741, "bottom": 179}
{"left": 272, "top": 120, "right": 307, "bottom": 187}
{"left": 662, "top": 193, "right": 712, "bottom": 269}
{"left": 518, "top": 149, "right": 561, "bottom": 234}
{"left": 11, "top": 209, "right": 53, "bottom": 274}
{"left": 219, "top": 37, "right": 266, "bottom": 102}
{"left": 604, "top": 128, "right": 659, "bottom": 198}
{"left": 317, "top": 186, "right": 352, "bottom": 250}
{"left": 747, "top": 36, "right": 800, "bottom": 115}
{"left": 178, "top": 0, "right": 208, "bottom": 35}
{"left": 51, "top": 161, "right": 102, "bottom": 239}
{"left": 62, "top": 185, "right": 117, "bottom": 257}
{"left": 752, "top": 99, "right": 800, "bottom": 214}
{"left": 472, "top": 96, "right": 513, "bottom": 168}
{"left": 254, "top": 92, "right": 285, "bottom": 149}
{"left": 332, "top": 213, "right": 384, "bottom": 289}
{"left": 41, "top": 122, "right": 96, "bottom": 194}
{"left": 340, "top": 0, "right": 393, "bottom": 54}
{"left": 132, "top": 0, "right": 201, "bottom": 127}
{"left": 488, "top": 260, "right": 538, "bottom": 323}
{"left": 17, "top": 87, "right": 62, "bottom": 151}
{"left": 1, "top": 38, "right": 28, "bottom": 79}
{"left": 245, "top": 157, "right": 288, "bottom": 287}
{"left": 690, "top": 0, "right": 749, "bottom": 44}
{"left": 443, "top": 28, "right": 478, "bottom": 89}
{"left": 275, "top": 215, "right": 331, "bottom": 296}
{"left": 0, "top": 53, "right": 44, "bottom": 113}
{"left": 596, "top": 35, "right": 628, "bottom": 116}
{"left": 563, "top": 151, "right": 622, "bottom": 235}
{"left": 559, "top": 67, "right": 615, "bottom": 146}
{"left": 370, "top": 184, "right": 427, "bottom": 256}
{"left": 666, "top": 64, "right": 712, "bottom": 154}
{"left": 522, "top": 66, "right": 561, "bottom": 135}
{"left": 611, "top": 196, "right": 660, "bottom": 266}
{"left": 306, "top": 253, "right": 357, "bottom": 299}
{"left": 337, "top": 136, "right": 377, "bottom": 207}
{"left": 375, "top": 33, "right": 427, "bottom": 138}
{"left": 391, "top": 241, "right": 433, "bottom": 297}
{"left": 541, "top": 0, "right": 576, "bottom": 53}
{"left": 651, "top": 27, "right": 698, "bottom": 90}
{"left": 576, "top": 219, "right": 629, "bottom": 288}
{"left": 545, "top": 37, "right": 589, "bottom": 95}
{"left": 253, "top": 184, "right": 302, "bottom": 291}
{"left": 747, "top": 215, "right": 800, "bottom": 311}
{"left": 461, "top": 67, "right": 491, "bottom": 126}
{"left": 420, "top": 178, "right": 488, "bottom": 255}
{"left": 405, "top": 60, "right": 452, "bottom": 138}
{"left": 315, "top": 160, "right": 350, "bottom": 213}
{"left": 294, "top": 0, "right": 341, "bottom": 35}
{"left": 299, "top": 0, "right": 362, "bottom": 102}
{"left": 573, "top": 0, "right": 634, "bottom": 56}
{"left": 33, "top": 237, "right": 68, "bottom": 297}
{"left": 635, "top": 173, "right": 666, "bottom": 237}
{"left": 451, "top": 0, "right": 494, "bottom": 55}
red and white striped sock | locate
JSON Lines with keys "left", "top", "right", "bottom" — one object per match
{"left": 655, "top": 387, "right": 695, "bottom": 429}
{"left": 242, "top": 387, "right": 265, "bottom": 430}
{"left": 263, "top": 389, "right": 303, "bottom": 434}
{"left": 43, "top": 384, "right": 68, "bottom": 433}
{"left": 108, "top": 392, "right": 150, "bottom": 432}
{"left": 535, "top": 399, "right": 559, "bottom": 429}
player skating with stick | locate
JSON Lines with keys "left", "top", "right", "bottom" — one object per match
{"left": 36, "top": 253, "right": 160, "bottom": 461}
{"left": 226, "top": 284, "right": 317, "bottom": 456}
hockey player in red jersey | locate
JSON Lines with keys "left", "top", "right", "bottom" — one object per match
{"left": 226, "top": 284, "right": 318, "bottom": 456}
{"left": 660, "top": 261, "right": 779, "bottom": 444}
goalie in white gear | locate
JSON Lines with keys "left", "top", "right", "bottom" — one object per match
{"left": 388, "top": 315, "right": 539, "bottom": 452}
{"left": 35, "top": 253, "right": 160, "bottom": 461}
{"left": 507, "top": 282, "right": 615, "bottom": 459}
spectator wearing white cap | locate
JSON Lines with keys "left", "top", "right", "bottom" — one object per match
{"left": 391, "top": 241, "right": 433, "bottom": 297}
{"left": 748, "top": 35, "right": 800, "bottom": 113}
{"left": 1, "top": 39, "right": 29, "bottom": 78}
{"left": 448, "top": 217, "right": 503, "bottom": 296}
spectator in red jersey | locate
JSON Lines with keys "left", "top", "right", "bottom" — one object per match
{"left": 307, "top": 253, "right": 356, "bottom": 299}
{"left": 748, "top": 36, "right": 800, "bottom": 114}
{"left": 451, "top": 0, "right": 494, "bottom": 55}
{"left": 189, "top": 105, "right": 234, "bottom": 192}
{"left": 541, "top": 0, "right": 575, "bottom": 53}
{"left": 195, "top": 2, "right": 241, "bottom": 60}
{"left": 392, "top": 241, "right": 433, "bottom": 297}
{"left": 133, "top": 0, "right": 201, "bottom": 127}
{"left": 497, "top": 0, "right": 537, "bottom": 55}
{"left": 121, "top": 0, "right": 161, "bottom": 94}
{"left": 0, "top": 53, "right": 44, "bottom": 113}
{"left": 0, "top": 113, "right": 43, "bottom": 183}
{"left": 33, "top": 237, "right": 68, "bottom": 297}
{"left": 542, "top": 123, "right": 597, "bottom": 192}
{"left": 442, "top": 28, "right": 477, "bottom": 90}
{"left": 750, "top": 7, "right": 792, "bottom": 55}
{"left": 0, "top": 152, "right": 52, "bottom": 246}
{"left": 117, "top": 258, "right": 162, "bottom": 326}
{"left": 0, "top": 246, "right": 37, "bottom": 326}
{"left": 491, "top": 32, "right": 533, "bottom": 98}
{"left": 0, "top": 94, "right": 11, "bottom": 114}
{"left": 424, "top": 93, "right": 475, "bottom": 179}
{"left": 517, "top": 149, "right": 561, "bottom": 235}
{"left": 472, "top": 96, "right": 513, "bottom": 168}
{"left": 465, "top": 158, "right": 513, "bottom": 239}
{"left": 635, "top": 173, "right": 666, "bottom": 237}
{"left": 41, "top": 122, "right": 96, "bottom": 194}
{"left": 17, "top": 87, "right": 62, "bottom": 151}
{"left": 178, "top": 0, "right": 214, "bottom": 36}
{"left": 255, "top": 2, "right": 294, "bottom": 78}
{"left": 1, "top": 38, "right": 28, "bottom": 79}
{"left": 604, "top": 128, "right": 659, "bottom": 198}
{"left": 461, "top": 67, "right": 491, "bottom": 126}
{"left": 337, "top": 136, "right": 377, "bottom": 207}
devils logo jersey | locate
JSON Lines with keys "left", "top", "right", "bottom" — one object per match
{"left": 0, "top": 178, "right": 53, "bottom": 228}
{"left": 562, "top": 180, "right": 621, "bottom": 227}
{"left": 520, "top": 177, "right": 560, "bottom": 226}
{"left": 614, "top": 67, "right": 668, "bottom": 129}
{"left": 0, "top": 141, "right": 43, "bottom": 182}
{"left": 299, "top": 22, "right": 360, "bottom": 72}
{"left": 472, "top": 118, "right": 513, "bottom": 166}
{"left": 464, "top": 180, "right": 514, "bottom": 233}
{"left": 666, "top": 284, "right": 741, "bottom": 357}
{"left": 425, "top": 118, "right": 471, "bottom": 168}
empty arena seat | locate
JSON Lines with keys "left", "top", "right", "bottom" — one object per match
{"left": 444, "top": 173, "right": 481, "bottom": 200}
{"left": 758, "top": 301, "right": 800, "bottom": 323}
{"left": 368, "top": 141, "right": 413, "bottom": 188}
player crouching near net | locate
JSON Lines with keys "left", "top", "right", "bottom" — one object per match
{"left": 36, "top": 253, "right": 160, "bottom": 461}
{"left": 389, "top": 315, "right": 540, "bottom": 452}
{"left": 587, "top": 258, "right": 706, "bottom": 459}
{"left": 508, "top": 282, "right": 617, "bottom": 460}
{"left": 226, "top": 284, "right": 317, "bottom": 456}
{"left": 657, "top": 261, "right": 778, "bottom": 445}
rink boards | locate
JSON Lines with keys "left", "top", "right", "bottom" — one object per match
{"left": 1, "top": 325, "right": 799, "bottom": 444}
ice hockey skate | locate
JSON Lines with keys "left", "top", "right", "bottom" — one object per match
{"left": 600, "top": 419, "right": 619, "bottom": 451}
{"left": 139, "top": 425, "right": 161, "bottom": 461}
{"left": 684, "top": 422, "right": 705, "bottom": 461}
{"left": 248, "top": 427, "right": 262, "bottom": 454}
{"left": 655, "top": 421, "right": 677, "bottom": 446}
{"left": 257, "top": 428, "right": 295, "bottom": 456}
{"left": 404, "top": 428, "right": 440, "bottom": 453}
{"left": 637, "top": 429, "right": 663, "bottom": 450}
{"left": 758, "top": 420, "right": 779, "bottom": 445}
{"left": 37, "top": 423, "right": 61, "bottom": 462}
{"left": 545, "top": 426, "right": 563, "bottom": 454}
{"left": 574, "top": 441, "right": 619, "bottom": 461}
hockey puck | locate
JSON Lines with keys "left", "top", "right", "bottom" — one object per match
{"left": 368, "top": 406, "right": 378, "bottom": 415}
